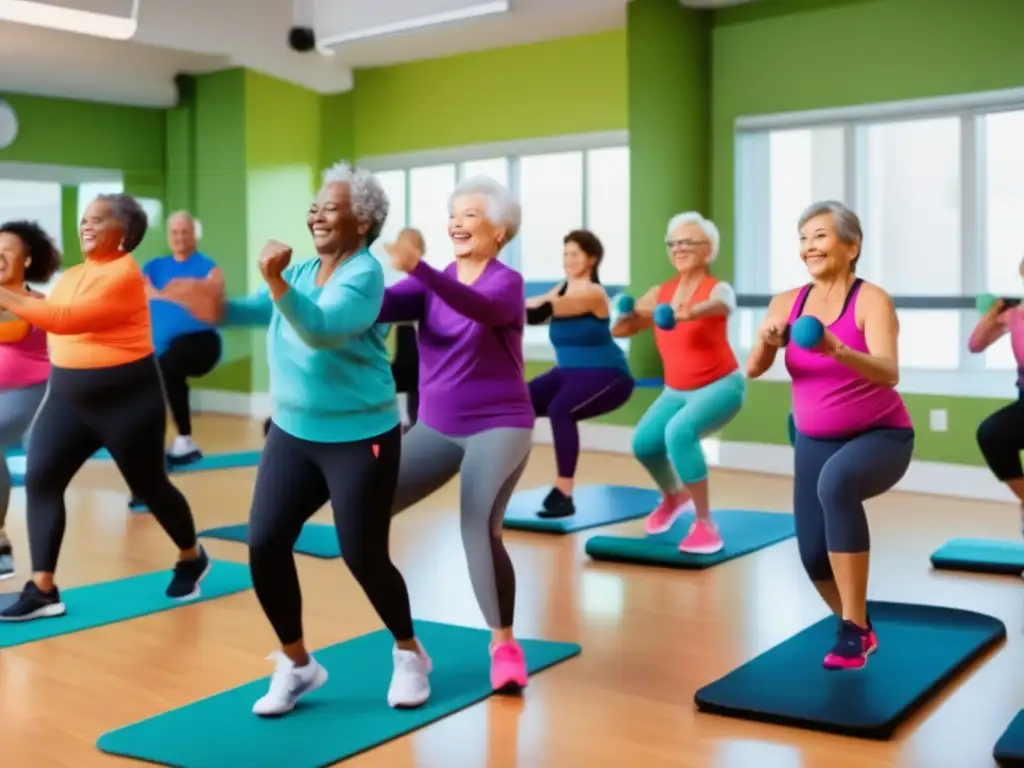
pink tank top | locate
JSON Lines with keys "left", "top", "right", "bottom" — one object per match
{"left": 0, "top": 325, "right": 50, "bottom": 389}
{"left": 785, "top": 280, "right": 912, "bottom": 439}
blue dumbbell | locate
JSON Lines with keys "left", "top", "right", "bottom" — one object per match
{"left": 653, "top": 303, "right": 676, "bottom": 330}
{"left": 790, "top": 315, "right": 824, "bottom": 349}
{"left": 616, "top": 294, "right": 636, "bottom": 314}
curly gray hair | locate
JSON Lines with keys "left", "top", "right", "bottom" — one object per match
{"left": 97, "top": 193, "right": 148, "bottom": 253}
{"left": 798, "top": 200, "right": 863, "bottom": 269}
{"left": 321, "top": 162, "right": 390, "bottom": 247}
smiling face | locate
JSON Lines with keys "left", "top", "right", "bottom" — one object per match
{"left": 666, "top": 221, "right": 712, "bottom": 274}
{"left": 307, "top": 181, "right": 367, "bottom": 255}
{"left": 799, "top": 213, "right": 858, "bottom": 279}
{"left": 0, "top": 232, "right": 28, "bottom": 288}
{"left": 449, "top": 193, "right": 503, "bottom": 259}
{"left": 563, "top": 240, "right": 594, "bottom": 280}
{"left": 79, "top": 198, "right": 122, "bottom": 256}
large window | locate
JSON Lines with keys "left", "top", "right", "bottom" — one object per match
{"left": 734, "top": 98, "right": 1024, "bottom": 390}
{"left": 0, "top": 180, "right": 63, "bottom": 251}
{"left": 362, "top": 139, "right": 630, "bottom": 358}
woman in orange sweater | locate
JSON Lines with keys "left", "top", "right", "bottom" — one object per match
{"left": 0, "top": 194, "right": 208, "bottom": 623}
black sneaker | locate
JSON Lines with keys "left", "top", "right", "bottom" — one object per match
{"left": 537, "top": 487, "right": 576, "bottom": 519}
{"left": 127, "top": 496, "right": 148, "bottom": 512}
{"left": 0, "top": 580, "right": 66, "bottom": 622}
{"left": 166, "top": 546, "right": 211, "bottom": 600}
{"left": 0, "top": 541, "right": 13, "bottom": 581}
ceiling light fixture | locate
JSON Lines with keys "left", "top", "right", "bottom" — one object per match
{"left": 0, "top": 0, "right": 139, "bottom": 41}
{"left": 317, "top": 0, "right": 509, "bottom": 47}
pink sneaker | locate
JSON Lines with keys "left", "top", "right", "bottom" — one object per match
{"left": 678, "top": 519, "right": 724, "bottom": 555}
{"left": 490, "top": 640, "right": 528, "bottom": 694}
{"left": 643, "top": 491, "right": 692, "bottom": 535}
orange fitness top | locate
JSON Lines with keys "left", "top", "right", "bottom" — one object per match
{"left": 12, "top": 255, "right": 154, "bottom": 370}
{"left": 654, "top": 274, "right": 738, "bottom": 391}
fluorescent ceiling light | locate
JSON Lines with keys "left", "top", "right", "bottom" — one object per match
{"left": 0, "top": 0, "right": 138, "bottom": 41}
{"left": 317, "top": 0, "right": 509, "bottom": 47}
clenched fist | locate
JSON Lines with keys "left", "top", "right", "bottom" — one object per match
{"left": 259, "top": 240, "right": 293, "bottom": 283}
{"left": 384, "top": 233, "right": 424, "bottom": 274}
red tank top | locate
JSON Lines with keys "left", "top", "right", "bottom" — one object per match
{"left": 654, "top": 274, "right": 738, "bottom": 391}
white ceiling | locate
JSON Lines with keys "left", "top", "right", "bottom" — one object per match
{"left": 0, "top": 0, "right": 758, "bottom": 107}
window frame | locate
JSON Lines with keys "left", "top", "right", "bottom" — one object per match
{"left": 732, "top": 86, "right": 1024, "bottom": 397}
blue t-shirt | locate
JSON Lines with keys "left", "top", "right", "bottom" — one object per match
{"left": 223, "top": 249, "right": 399, "bottom": 443}
{"left": 144, "top": 252, "right": 220, "bottom": 355}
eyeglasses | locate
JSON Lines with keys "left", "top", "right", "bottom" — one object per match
{"left": 665, "top": 239, "right": 709, "bottom": 250}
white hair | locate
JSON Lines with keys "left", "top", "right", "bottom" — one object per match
{"left": 321, "top": 161, "right": 390, "bottom": 246}
{"left": 448, "top": 175, "right": 521, "bottom": 247}
{"left": 666, "top": 211, "right": 720, "bottom": 263}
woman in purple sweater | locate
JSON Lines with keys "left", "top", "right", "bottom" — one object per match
{"left": 380, "top": 175, "right": 534, "bottom": 695}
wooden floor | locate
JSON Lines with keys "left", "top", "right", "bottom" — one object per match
{"left": 0, "top": 414, "right": 1021, "bottom": 768}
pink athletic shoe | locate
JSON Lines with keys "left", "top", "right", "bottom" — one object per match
{"left": 823, "top": 620, "right": 872, "bottom": 671}
{"left": 678, "top": 519, "right": 724, "bottom": 555}
{"left": 643, "top": 491, "right": 692, "bottom": 535}
{"left": 490, "top": 640, "right": 528, "bottom": 694}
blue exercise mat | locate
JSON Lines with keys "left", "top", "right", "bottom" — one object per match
{"left": 930, "top": 538, "right": 1024, "bottom": 575}
{"left": 502, "top": 484, "right": 660, "bottom": 533}
{"left": 94, "top": 449, "right": 262, "bottom": 474}
{"left": 200, "top": 523, "right": 341, "bottom": 559}
{"left": 0, "top": 560, "right": 252, "bottom": 648}
{"left": 995, "top": 709, "right": 1024, "bottom": 766}
{"left": 97, "top": 621, "right": 581, "bottom": 767}
{"left": 586, "top": 509, "right": 795, "bottom": 569}
{"left": 694, "top": 601, "right": 1005, "bottom": 739}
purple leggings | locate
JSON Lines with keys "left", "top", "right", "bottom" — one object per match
{"left": 529, "top": 366, "right": 634, "bottom": 478}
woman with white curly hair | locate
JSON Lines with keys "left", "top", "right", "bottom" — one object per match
{"left": 381, "top": 175, "right": 534, "bottom": 696}
{"left": 613, "top": 212, "right": 745, "bottom": 555}
{"left": 161, "top": 162, "right": 429, "bottom": 717}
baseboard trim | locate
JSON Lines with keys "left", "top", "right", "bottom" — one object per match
{"left": 192, "top": 390, "right": 1013, "bottom": 504}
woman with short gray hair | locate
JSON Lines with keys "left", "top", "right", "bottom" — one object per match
{"left": 0, "top": 193, "right": 209, "bottom": 623}
{"left": 161, "top": 162, "right": 431, "bottom": 717}
{"left": 746, "top": 199, "right": 913, "bottom": 671}
{"left": 380, "top": 174, "right": 534, "bottom": 696}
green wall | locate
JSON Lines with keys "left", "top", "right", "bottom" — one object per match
{"left": 710, "top": 0, "right": 1024, "bottom": 464}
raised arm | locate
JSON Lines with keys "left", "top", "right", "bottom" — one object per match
{"left": 0, "top": 259, "right": 143, "bottom": 335}
{"left": 830, "top": 284, "right": 899, "bottom": 387}
{"left": 274, "top": 261, "right": 384, "bottom": 349}
{"left": 745, "top": 290, "right": 795, "bottom": 379}
{"left": 611, "top": 285, "right": 658, "bottom": 338}
{"left": 410, "top": 260, "right": 522, "bottom": 326}
{"left": 968, "top": 304, "right": 1010, "bottom": 353}
{"left": 378, "top": 276, "right": 426, "bottom": 324}
{"left": 679, "top": 281, "right": 736, "bottom": 321}
{"left": 222, "top": 287, "right": 274, "bottom": 327}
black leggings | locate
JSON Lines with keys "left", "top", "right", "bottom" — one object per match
{"left": 158, "top": 330, "right": 221, "bottom": 436}
{"left": 977, "top": 397, "right": 1024, "bottom": 481}
{"left": 25, "top": 357, "right": 198, "bottom": 573}
{"left": 392, "top": 324, "right": 419, "bottom": 425}
{"left": 248, "top": 423, "right": 413, "bottom": 645}
{"left": 793, "top": 427, "right": 914, "bottom": 581}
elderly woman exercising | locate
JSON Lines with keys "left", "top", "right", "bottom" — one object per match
{"left": 380, "top": 175, "right": 534, "bottom": 695}
{"left": 163, "top": 163, "right": 429, "bottom": 717}
{"left": 0, "top": 194, "right": 208, "bottom": 622}
{"left": 747, "top": 200, "right": 913, "bottom": 671}
{"left": 613, "top": 212, "right": 744, "bottom": 555}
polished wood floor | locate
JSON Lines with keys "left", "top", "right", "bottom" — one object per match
{"left": 0, "top": 413, "right": 1020, "bottom": 767}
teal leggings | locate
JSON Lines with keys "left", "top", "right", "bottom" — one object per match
{"left": 632, "top": 370, "right": 746, "bottom": 490}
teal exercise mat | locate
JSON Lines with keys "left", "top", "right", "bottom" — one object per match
{"left": 585, "top": 509, "right": 795, "bottom": 569}
{"left": 930, "top": 538, "right": 1024, "bottom": 575}
{"left": 503, "top": 484, "right": 660, "bottom": 534}
{"left": 97, "top": 621, "right": 581, "bottom": 767}
{"left": 199, "top": 523, "right": 342, "bottom": 559}
{"left": 995, "top": 709, "right": 1024, "bottom": 766}
{"left": 0, "top": 560, "right": 252, "bottom": 648}
{"left": 95, "top": 449, "right": 263, "bottom": 473}
{"left": 694, "top": 601, "right": 1005, "bottom": 739}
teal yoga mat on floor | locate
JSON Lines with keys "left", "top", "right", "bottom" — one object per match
{"left": 695, "top": 601, "right": 1005, "bottom": 739}
{"left": 503, "top": 484, "right": 660, "bottom": 533}
{"left": 0, "top": 560, "right": 252, "bottom": 648}
{"left": 930, "top": 538, "right": 1024, "bottom": 575}
{"left": 97, "top": 621, "right": 581, "bottom": 767}
{"left": 585, "top": 509, "right": 795, "bottom": 569}
{"left": 995, "top": 709, "right": 1024, "bottom": 766}
{"left": 199, "top": 523, "right": 341, "bottom": 559}
{"left": 94, "top": 449, "right": 262, "bottom": 473}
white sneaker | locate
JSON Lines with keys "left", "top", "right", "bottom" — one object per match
{"left": 252, "top": 651, "right": 328, "bottom": 717}
{"left": 169, "top": 436, "right": 201, "bottom": 460}
{"left": 387, "top": 643, "right": 432, "bottom": 709}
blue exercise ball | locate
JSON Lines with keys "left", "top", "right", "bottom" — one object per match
{"left": 653, "top": 303, "right": 676, "bottom": 330}
{"left": 617, "top": 294, "right": 635, "bottom": 314}
{"left": 790, "top": 315, "right": 824, "bottom": 349}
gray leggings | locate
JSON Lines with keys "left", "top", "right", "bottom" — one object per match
{"left": 393, "top": 423, "right": 532, "bottom": 629}
{"left": 793, "top": 426, "right": 914, "bottom": 581}
{"left": 0, "top": 383, "right": 47, "bottom": 532}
